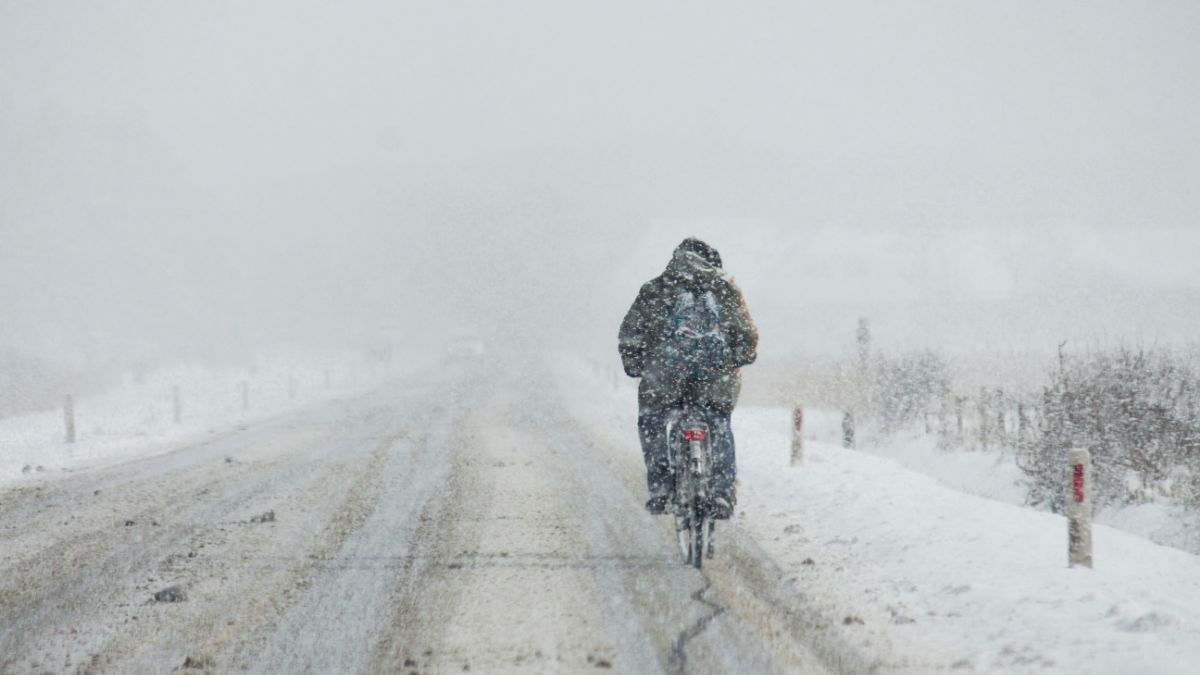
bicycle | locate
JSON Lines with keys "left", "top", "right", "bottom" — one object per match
{"left": 667, "top": 403, "right": 717, "bottom": 568}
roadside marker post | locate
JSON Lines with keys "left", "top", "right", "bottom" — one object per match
{"left": 790, "top": 404, "right": 804, "bottom": 465}
{"left": 64, "top": 394, "right": 76, "bottom": 444}
{"left": 1067, "top": 448, "right": 1094, "bottom": 568}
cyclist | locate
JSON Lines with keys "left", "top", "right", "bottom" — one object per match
{"left": 618, "top": 238, "right": 758, "bottom": 518}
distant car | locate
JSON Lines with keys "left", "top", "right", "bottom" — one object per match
{"left": 444, "top": 336, "right": 485, "bottom": 361}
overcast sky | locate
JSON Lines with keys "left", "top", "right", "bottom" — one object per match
{"left": 2, "top": 1, "right": 1198, "bottom": 364}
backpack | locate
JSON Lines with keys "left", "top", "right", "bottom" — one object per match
{"left": 660, "top": 288, "right": 728, "bottom": 380}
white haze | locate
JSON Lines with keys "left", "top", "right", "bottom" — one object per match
{"left": 2, "top": 1, "right": 1199, "bottom": 379}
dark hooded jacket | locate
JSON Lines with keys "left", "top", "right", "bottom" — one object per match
{"left": 618, "top": 242, "right": 758, "bottom": 413}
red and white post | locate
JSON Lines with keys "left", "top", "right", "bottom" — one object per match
{"left": 791, "top": 404, "right": 804, "bottom": 466}
{"left": 1067, "top": 448, "right": 1093, "bottom": 568}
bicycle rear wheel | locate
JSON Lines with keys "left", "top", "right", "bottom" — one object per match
{"left": 703, "top": 518, "right": 714, "bottom": 560}
{"left": 689, "top": 518, "right": 705, "bottom": 569}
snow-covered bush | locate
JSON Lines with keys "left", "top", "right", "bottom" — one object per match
{"left": 1020, "top": 346, "right": 1200, "bottom": 512}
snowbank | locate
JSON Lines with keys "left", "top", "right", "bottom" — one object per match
{"left": 0, "top": 349, "right": 420, "bottom": 485}
{"left": 828, "top": 413, "right": 1200, "bottom": 555}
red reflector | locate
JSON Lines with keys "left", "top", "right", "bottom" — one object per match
{"left": 683, "top": 429, "right": 707, "bottom": 441}
{"left": 1073, "top": 464, "right": 1084, "bottom": 502}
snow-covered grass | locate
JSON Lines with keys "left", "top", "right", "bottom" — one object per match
{"left": 809, "top": 412, "right": 1030, "bottom": 506}
{"left": 828, "top": 414, "right": 1200, "bottom": 555}
{"left": 556, "top": 355, "right": 1200, "bottom": 674}
{"left": 0, "top": 348, "right": 420, "bottom": 485}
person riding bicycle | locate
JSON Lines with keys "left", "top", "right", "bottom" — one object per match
{"left": 618, "top": 238, "right": 758, "bottom": 518}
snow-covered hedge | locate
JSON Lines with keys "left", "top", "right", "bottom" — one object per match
{"left": 1021, "top": 346, "right": 1200, "bottom": 513}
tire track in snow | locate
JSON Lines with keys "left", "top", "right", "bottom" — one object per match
{"left": 244, "top": 395, "right": 468, "bottom": 672}
{"left": 370, "top": 389, "right": 618, "bottom": 672}
{"left": 190, "top": 429, "right": 409, "bottom": 671}
{"left": 0, "top": 449, "right": 324, "bottom": 672}
{"left": 0, "top": 382, "right": 445, "bottom": 673}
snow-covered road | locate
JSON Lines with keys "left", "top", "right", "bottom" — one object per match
{"left": 0, "top": 364, "right": 844, "bottom": 674}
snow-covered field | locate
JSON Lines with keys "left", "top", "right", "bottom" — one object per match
{"left": 0, "top": 349, "right": 413, "bottom": 486}
{"left": 561, "top": 356, "right": 1200, "bottom": 674}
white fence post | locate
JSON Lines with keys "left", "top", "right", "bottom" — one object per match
{"left": 64, "top": 394, "right": 76, "bottom": 444}
{"left": 790, "top": 404, "right": 804, "bottom": 465}
{"left": 1067, "top": 448, "right": 1094, "bottom": 568}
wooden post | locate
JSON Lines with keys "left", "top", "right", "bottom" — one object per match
{"left": 1067, "top": 448, "right": 1094, "bottom": 568}
{"left": 856, "top": 317, "right": 872, "bottom": 416}
{"left": 995, "top": 389, "right": 1006, "bottom": 446}
{"left": 791, "top": 404, "right": 804, "bottom": 465}
{"left": 955, "top": 396, "right": 965, "bottom": 444}
{"left": 172, "top": 385, "right": 182, "bottom": 424}
{"left": 842, "top": 411, "right": 855, "bottom": 449}
{"left": 1017, "top": 402, "right": 1027, "bottom": 444}
{"left": 64, "top": 394, "right": 76, "bottom": 444}
{"left": 241, "top": 380, "right": 250, "bottom": 413}
{"left": 977, "top": 387, "right": 990, "bottom": 449}
{"left": 936, "top": 398, "right": 951, "bottom": 449}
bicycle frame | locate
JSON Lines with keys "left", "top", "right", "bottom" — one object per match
{"left": 667, "top": 403, "right": 715, "bottom": 567}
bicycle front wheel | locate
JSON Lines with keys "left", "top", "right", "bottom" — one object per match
{"left": 676, "top": 515, "right": 691, "bottom": 563}
{"left": 689, "top": 518, "right": 705, "bottom": 569}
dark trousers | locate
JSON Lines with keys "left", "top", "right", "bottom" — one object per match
{"left": 638, "top": 404, "right": 736, "bottom": 502}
